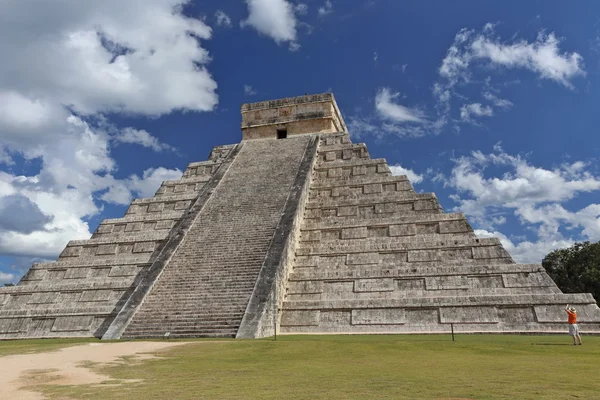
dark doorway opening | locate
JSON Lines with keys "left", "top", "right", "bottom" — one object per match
{"left": 277, "top": 129, "right": 288, "bottom": 139}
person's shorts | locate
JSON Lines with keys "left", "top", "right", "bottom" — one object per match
{"left": 569, "top": 324, "right": 579, "bottom": 336}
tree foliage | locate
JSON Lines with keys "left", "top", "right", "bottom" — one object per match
{"left": 542, "top": 241, "right": 600, "bottom": 303}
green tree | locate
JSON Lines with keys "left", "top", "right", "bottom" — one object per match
{"left": 542, "top": 241, "right": 600, "bottom": 303}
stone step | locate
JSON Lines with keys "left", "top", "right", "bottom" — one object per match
{"left": 69, "top": 231, "right": 168, "bottom": 246}
{"left": 131, "top": 192, "right": 198, "bottom": 205}
{"left": 306, "top": 192, "right": 437, "bottom": 210}
{"left": 32, "top": 255, "right": 152, "bottom": 268}
{"left": 310, "top": 175, "right": 409, "bottom": 190}
{"left": 290, "top": 263, "right": 543, "bottom": 280}
{"left": 282, "top": 293, "right": 597, "bottom": 310}
{"left": 122, "top": 330, "right": 236, "bottom": 339}
{"left": 315, "top": 156, "right": 387, "bottom": 168}
{"left": 302, "top": 212, "right": 467, "bottom": 230}
{"left": 103, "top": 211, "right": 185, "bottom": 224}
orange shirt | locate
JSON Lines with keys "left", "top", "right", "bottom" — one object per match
{"left": 567, "top": 311, "right": 577, "bottom": 324}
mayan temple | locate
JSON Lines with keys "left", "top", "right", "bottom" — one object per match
{"left": 1, "top": 93, "right": 600, "bottom": 340}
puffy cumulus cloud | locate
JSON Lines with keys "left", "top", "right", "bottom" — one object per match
{"left": 241, "top": 0, "right": 299, "bottom": 50}
{"left": 375, "top": 88, "right": 426, "bottom": 124}
{"left": 215, "top": 10, "right": 232, "bottom": 27}
{"left": 0, "top": 0, "right": 217, "bottom": 120}
{"left": 0, "top": 272, "right": 16, "bottom": 284}
{"left": 447, "top": 145, "right": 600, "bottom": 263}
{"left": 389, "top": 165, "right": 423, "bottom": 184}
{"left": 435, "top": 25, "right": 584, "bottom": 128}
{"left": 0, "top": 1, "right": 214, "bottom": 270}
{"left": 113, "top": 128, "right": 175, "bottom": 152}
{"left": 102, "top": 167, "right": 183, "bottom": 205}
{"left": 460, "top": 103, "right": 494, "bottom": 122}
{"left": 439, "top": 28, "right": 584, "bottom": 88}
{"left": 0, "top": 194, "right": 53, "bottom": 234}
{"left": 475, "top": 229, "right": 574, "bottom": 263}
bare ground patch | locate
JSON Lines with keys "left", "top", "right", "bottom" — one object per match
{"left": 0, "top": 341, "right": 189, "bottom": 399}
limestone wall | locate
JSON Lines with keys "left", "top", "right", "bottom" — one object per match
{"left": 279, "top": 134, "right": 600, "bottom": 334}
{"left": 241, "top": 93, "right": 347, "bottom": 140}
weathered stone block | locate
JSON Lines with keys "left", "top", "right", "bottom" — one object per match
{"left": 439, "top": 220, "right": 471, "bottom": 234}
{"left": 363, "top": 184, "right": 382, "bottom": 194}
{"left": 347, "top": 253, "right": 380, "bottom": 265}
{"left": 64, "top": 268, "right": 89, "bottom": 279}
{"left": 408, "top": 250, "right": 441, "bottom": 262}
{"left": 60, "top": 246, "right": 82, "bottom": 258}
{"left": 109, "top": 266, "right": 139, "bottom": 277}
{"left": 96, "top": 224, "right": 114, "bottom": 234}
{"left": 352, "top": 309, "right": 406, "bottom": 325}
{"left": 472, "top": 246, "right": 509, "bottom": 259}
{"left": 52, "top": 316, "right": 94, "bottom": 332}
{"left": 125, "top": 222, "right": 143, "bottom": 232}
{"left": 354, "top": 278, "right": 394, "bottom": 292}
{"left": 425, "top": 276, "right": 469, "bottom": 290}
{"left": 96, "top": 244, "right": 118, "bottom": 256}
{"left": 28, "top": 292, "right": 59, "bottom": 304}
{"left": 280, "top": 310, "right": 320, "bottom": 326}
{"left": 148, "top": 203, "right": 164, "bottom": 213}
{"left": 341, "top": 227, "right": 367, "bottom": 239}
{"left": 0, "top": 318, "right": 29, "bottom": 334}
{"left": 440, "top": 307, "right": 499, "bottom": 324}
{"left": 413, "top": 199, "right": 434, "bottom": 211}
{"left": 389, "top": 224, "right": 417, "bottom": 237}
{"left": 133, "top": 242, "right": 156, "bottom": 253}
{"left": 80, "top": 290, "right": 112, "bottom": 302}
{"left": 337, "top": 206, "right": 358, "bottom": 217}
{"left": 352, "top": 165, "right": 366, "bottom": 176}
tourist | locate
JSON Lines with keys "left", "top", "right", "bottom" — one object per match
{"left": 565, "top": 304, "right": 582, "bottom": 345}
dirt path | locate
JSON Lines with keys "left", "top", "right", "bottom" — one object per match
{"left": 0, "top": 341, "right": 189, "bottom": 400}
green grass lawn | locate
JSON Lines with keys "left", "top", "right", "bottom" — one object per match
{"left": 4, "top": 334, "right": 600, "bottom": 400}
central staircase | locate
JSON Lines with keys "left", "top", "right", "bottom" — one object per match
{"left": 122, "top": 136, "right": 313, "bottom": 338}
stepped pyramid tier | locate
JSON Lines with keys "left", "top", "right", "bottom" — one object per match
{"left": 1, "top": 93, "right": 599, "bottom": 340}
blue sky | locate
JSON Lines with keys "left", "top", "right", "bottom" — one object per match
{"left": 1, "top": 0, "right": 600, "bottom": 283}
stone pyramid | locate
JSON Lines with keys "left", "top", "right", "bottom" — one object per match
{"left": 1, "top": 93, "right": 599, "bottom": 340}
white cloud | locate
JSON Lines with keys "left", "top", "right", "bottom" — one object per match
{"left": 375, "top": 88, "right": 426, "bottom": 124}
{"left": 389, "top": 164, "right": 423, "bottom": 184}
{"left": 475, "top": 229, "right": 573, "bottom": 263}
{"left": 440, "top": 28, "right": 584, "bottom": 88}
{"left": 347, "top": 116, "right": 379, "bottom": 139}
{"left": 113, "top": 128, "right": 174, "bottom": 152}
{"left": 0, "top": 1, "right": 217, "bottom": 268}
{"left": 470, "top": 32, "right": 585, "bottom": 88}
{"left": 447, "top": 145, "right": 600, "bottom": 262}
{"left": 215, "top": 10, "right": 232, "bottom": 27}
{"left": 318, "top": 1, "right": 333, "bottom": 17}
{"left": 244, "top": 85, "right": 257, "bottom": 96}
{"left": 102, "top": 167, "right": 183, "bottom": 205}
{"left": 295, "top": 3, "right": 308, "bottom": 15}
{"left": 241, "top": 0, "right": 299, "bottom": 48}
{"left": 483, "top": 91, "right": 513, "bottom": 109}
{"left": 0, "top": 1, "right": 217, "bottom": 119}
{"left": 460, "top": 103, "right": 494, "bottom": 122}
{"left": 0, "top": 272, "right": 16, "bottom": 284}
{"left": 434, "top": 25, "right": 584, "bottom": 130}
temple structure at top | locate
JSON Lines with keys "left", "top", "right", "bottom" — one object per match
{"left": 1, "top": 93, "right": 599, "bottom": 340}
